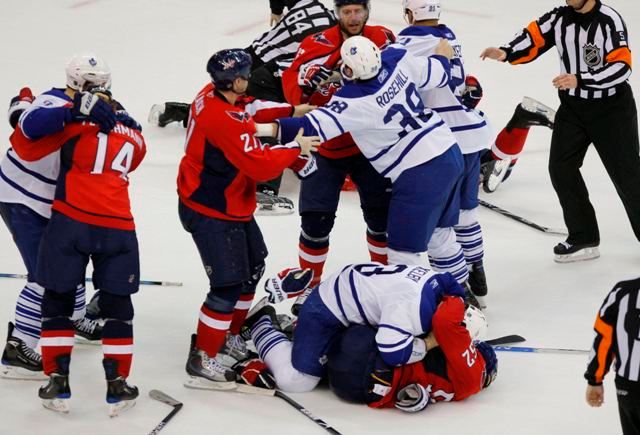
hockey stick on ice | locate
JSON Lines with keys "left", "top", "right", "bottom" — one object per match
{"left": 485, "top": 334, "right": 526, "bottom": 346}
{"left": 0, "top": 273, "right": 183, "bottom": 287}
{"left": 478, "top": 199, "right": 568, "bottom": 236}
{"left": 493, "top": 345, "right": 588, "bottom": 355}
{"left": 236, "top": 386, "right": 342, "bottom": 434}
{"left": 148, "top": 390, "right": 183, "bottom": 435}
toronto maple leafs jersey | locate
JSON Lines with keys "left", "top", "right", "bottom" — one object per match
{"left": 0, "top": 90, "right": 70, "bottom": 218}
{"left": 317, "top": 263, "right": 464, "bottom": 366}
{"left": 396, "top": 26, "right": 493, "bottom": 154}
{"left": 279, "top": 46, "right": 458, "bottom": 182}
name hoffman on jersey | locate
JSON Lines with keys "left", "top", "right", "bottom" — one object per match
{"left": 375, "top": 70, "right": 409, "bottom": 108}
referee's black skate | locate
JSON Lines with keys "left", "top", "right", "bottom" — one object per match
{"left": 1, "top": 322, "right": 46, "bottom": 380}
{"left": 507, "top": 97, "right": 556, "bottom": 130}
{"left": 148, "top": 102, "right": 190, "bottom": 127}
{"left": 553, "top": 241, "right": 600, "bottom": 263}
{"left": 39, "top": 355, "right": 71, "bottom": 414}
{"left": 103, "top": 358, "right": 139, "bottom": 417}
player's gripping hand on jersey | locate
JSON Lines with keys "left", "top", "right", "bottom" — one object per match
{"left": 265, "top": 268, "right": 314, "bottom": 303}
{"left": 8, "top": 87, "right": 35, "bottom": 129}
{"left": 293, "top": 128, "right": 320, "bottom": 156}
{"left": 70, "top": 91, "right": 116, "bottom": 133}
{"left": 300, "top": 64, "right": 333, "bottom": 91}
{"left": 435, "top": 38, "right": 454, "bottom": 60}
{"left": 461, "top": 75, "right": 483, "bottom": 109}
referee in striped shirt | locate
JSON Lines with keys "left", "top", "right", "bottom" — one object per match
{"left": 481, "top": 0, "right": 640, "bottom": 263}
{"left": 585, "top": 278, "right": 640, "bottom": 434}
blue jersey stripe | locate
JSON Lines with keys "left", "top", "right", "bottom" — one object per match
{"left": 307, "top": 113, "right": 327, "bottom": 142}
{"left": 348, "top": 270, "right": 371, "bottom": 326}
{"left": 316, "top": 107, "right": 344, "bottom": 135}
{"left": 0, "top": 166, "right": 53, "bottom": 205}
{"left": 450, "top": 121, "right": 487, "bottom": 132}
{"left": 378, "top": 323, "right": 412, "bottom": 336}
{"left": 333, "top": 266, "right": 350, "bottom": 322}
{"left": 7, "top": 152, "right": 57, "bottom": 185}
{"left": 380, "top": 119, "right": 446, "bottom": 177}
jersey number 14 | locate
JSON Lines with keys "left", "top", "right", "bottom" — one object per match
{"left": 91, "top": 132, "right": 135, "bottom": 179}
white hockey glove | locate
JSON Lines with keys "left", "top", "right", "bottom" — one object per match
{"left": 395, "top": 383, "right": 431, "bottom": 413}
{"left": 265, "top": 268, "right": 314, "bottom": 304}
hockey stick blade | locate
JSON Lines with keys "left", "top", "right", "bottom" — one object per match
{"left": 148, "top": 390, "right": 183, "bottom": 435}
{"left": 0, "top": 273, "right": 182, "bottom": 287}
{"left": 485, "top": 334, "right": 526, "bottom": 346}
{"left": 479, "top": 199, "right": 567, "bottom": 235}
{"left": 494, "top": 345, "right": 588, "bottom": 355}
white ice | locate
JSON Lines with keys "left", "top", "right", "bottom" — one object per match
{"left": 1, "top": 0, "right": 639, "bottom": 434}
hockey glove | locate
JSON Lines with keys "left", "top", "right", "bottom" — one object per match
{"left": 395, "top": 383, "right": 431, "bottom": 413}
{"left": 8, "top": 87, "right": 34, "bottom": 129}
{"left": 461, "top": 75, "right": 483, "bottom": 109}
{"left": 233, "top": 358, "right": 276, "bottom": 390}
{"left": 290, "top": 154, "right": 318, "bottom": 179}
{"left": 265, "top": 268, "right": 314, "bottom": 304}
{"left": 115, "top": 110, "right": 142, "bottom": 131}
{"left": 300, "top": 64, "right": 332, "bottom": 91}
{"left": 71, "top": 91, "right": 116, "bottom": 133}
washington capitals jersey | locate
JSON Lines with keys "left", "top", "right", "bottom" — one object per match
{"left": 250, "top": 0, "right": 336, "bottom": 74}
{"left": 368, "top": 296, "right": 486, "bottom": 409}
{"left": 281, "top": 24, "right": 395, "bottom": 159}
{"left": 396, "top": 25, "right": 493, "bottom": 155}
{"left": 11, "top": 120, "right": 146, "bottom": 230}
{"left": 177, "top": 83, "right": 301, "bottom": 221}
{"left": 0, "top": 89, "right": 70, "bottom": 218}
{"left": 281, "top": 47, "right": 458, "bottom": 181}
{"left": 317, "top": 263, "right": 464, "bottom": 367}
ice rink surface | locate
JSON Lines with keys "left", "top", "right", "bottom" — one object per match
{"left": 1, "top": 0, "right": 639, "bottom": 433}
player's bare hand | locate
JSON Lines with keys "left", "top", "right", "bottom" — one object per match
{"left": 293, "top": 104, "right": 318, "bottom": 117}
{"left": 552, "top": 73, "right": 578, "bottom": 90}
{"left": 435, "top": 39, "right": 454, "bottom": 60}
{"left": 585, "top": 385, "right": 604, "bottom": 407}
{"left": 270, "top": 13, "right": 282, "bottom": 26}
{"left": 480, "top": 47, "right": 507, "bottom": 61}
{"left": 295, "top": 128, "right": 321, "bottom": 156}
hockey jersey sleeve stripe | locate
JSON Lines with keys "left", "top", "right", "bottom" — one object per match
{"left": 381, "top": 119, "right": 445, "bottom": 177}
{"left": 0, "top": 167, "right": 53, "bottom": 204}
{"left": 511, "top": 22, "right": 546, "bottom": 65}
{"left": 378, "top": 323, "right": 412, "bottom": 337}
{"left": 606, "top": 47, "right": 632, "bottom": 69}
{"left": 348, "top": 270, "right": 372, "bottom": 326}
{"left": 450, "top": 120, "right": 487, "bottom": 132}
{"left": 306, "top": 113, "right": 327, "bottom": 142}
{"left": 593, "top": 314, "right": 614, "bottom": 383}
{"left": 333, "top": 269, "right": 349, "bottom": 323}
{"left": 6, "top": 151, "right": 57, "bottom": 185}
{"left": 316, "top": 107, "right": 345, "bottom": 134}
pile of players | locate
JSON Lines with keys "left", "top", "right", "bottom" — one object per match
{"left": 0, "top": 0, "right": 557, "bottom": 417}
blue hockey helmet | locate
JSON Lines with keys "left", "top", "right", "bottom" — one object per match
{"left": 474, "top": 340, "right": 498, "bottom": 388}
{"left": 206, "top": 49, "right": 252, "bottom": 91}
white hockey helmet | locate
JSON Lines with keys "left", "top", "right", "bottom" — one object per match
{"left": 403, "top": 0, "right": 441, "bottom": 21}
{"left": 339, "top": 36, "right": 381, "bottom": 81}
{"left": 65, "top": 54, "right": 112, "bottom": 91}
{"left": 464, "top": 305, "right": 488, "bottom": 341}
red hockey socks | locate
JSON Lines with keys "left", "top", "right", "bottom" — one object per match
{"left": 229, "top": 293, "right": 254, "bottom": 335}
{"left": 40, "top": 317, "right": 74, "bottom": 376}
{"left": 196, "top": 304, "right": 232, "bottom": 357}
{"left": 492, "top": 127, "right": 529, "bottom": 160}
{"left": 367, "top": 229, "right": 388, "bottom": 264}
{"left": 298, "top": 236, "right": 329, "bottom": 288}
{"left": 102, "top": 320, "right": 134, "bottom": 378}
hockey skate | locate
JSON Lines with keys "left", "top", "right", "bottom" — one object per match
{"left": 240, "top": 297, "right": 279, "bottom": 342}
{"left": 467, "top": 262, "right": 488, "bottom": 309}
{"left": 184, "top": 334, "right": 236, "bottom": 391}
{"left": 463, "top": 282, "right": 483, "bottom": 311}
{"left": 216, "top": 331, "right": 251, "bottom": 367}
{"left": 482, "top": 158, "right": 513, "bottom": 194}
{"left": 553, "top": 241, "right": 600, "bottom": 263}
{"left": 148, "top": 102, "right": 190, "bottom": 127}
{"left": 103, "top": 358, "right": 139, "bottom": 417}
{"left": 255, "top": 191, "right": 294, "bottom": 216}
{"left": 0, "top": 322, "right": 47, "bottom": 380}
{"left": 39, "top": 355, "right": 71, "bottom": 414}
{"left": 73, "top": 317, "right": 103, "bottom": 345}
{"left": 519, "top": 96, "right": 556, "bottom": 129}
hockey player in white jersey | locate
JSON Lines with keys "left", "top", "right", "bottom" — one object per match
{"left": 398, "top": 0, "right": 493, "bottom": 307}
{"left": 261, "top": 36, "right": 468, "bottom": 283}
{"left": 243, "top": 263, "right": 467, "bottom": 393}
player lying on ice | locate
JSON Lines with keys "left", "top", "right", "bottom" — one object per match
{"left": 238, "top": 263, "right": 494, "bottom": 406}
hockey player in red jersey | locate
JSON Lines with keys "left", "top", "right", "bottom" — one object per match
{"left": 326, "top": 295, "right": 498, "bottom": 411}
{"left": 178, "top": 48, "right": 319, "bottom": 389}
{"left": 11, "top": 87, "right": 146, "bottom": 416}
{"left": 281, "top": 0, "right": 396, "bottom": 295}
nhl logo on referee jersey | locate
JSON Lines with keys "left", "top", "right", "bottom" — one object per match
{"left": 583, "top": 43, "right": 601, "bottom": 67}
